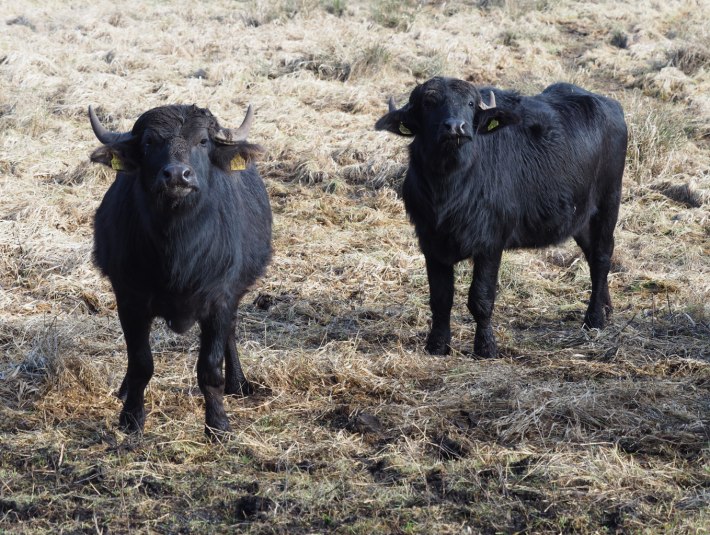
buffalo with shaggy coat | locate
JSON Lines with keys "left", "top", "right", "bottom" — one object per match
{"left": 376, "top": 77, "right": 627, "bottom": 358}
{"left": 89, "top": 104, "right": 271, "bottom": 437}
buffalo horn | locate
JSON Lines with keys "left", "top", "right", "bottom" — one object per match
{"left": 213, "top": 104, "right": 254, "bottom": 144}
{"left": 388, "top": 96, "right": 397, "bottom": 112}
{"left": 479, "top": 91, "right": 496, "bottom": 110}
{"left": 88, "top": 106, "right": 133, "bottom": 145}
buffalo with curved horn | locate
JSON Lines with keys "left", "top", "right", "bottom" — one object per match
{"left": 376, "top": 77, "right": 627, "bottom": 358}
{"left": 89, "top": 104, "right": 272, "bottom": 438}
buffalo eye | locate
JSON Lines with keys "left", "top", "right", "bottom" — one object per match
{"left": 142, "top": 133, "right": 154, "bottom": 151}
{"left": 468, "top": 101, "right": 474, "bottom": 108}
{"left": 199, "top": 138, "right": 208, "bottom": 147}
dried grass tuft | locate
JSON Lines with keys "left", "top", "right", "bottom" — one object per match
{"left": 667, "top": 42, "right": 710, "bottom": 76}
{"left": 651, "top": 181, "right": 705, "bottom": 208}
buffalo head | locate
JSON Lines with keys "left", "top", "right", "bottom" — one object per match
{"left": 89, "top": 104, "right": 263, "bottom": 209}
{"left": 375, "top": 77, "right": 521, "bottom": 148}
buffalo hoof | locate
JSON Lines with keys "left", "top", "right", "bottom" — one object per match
{"left": 583, "top": 310, "right": 606, "bottom": 330}
{"left": 119, "top": 408, "right": 145, "bottom": 433}
{"left": 473, "top": 332, "right": 497, "bottom": 359}
{"left": 205, "top": 419, "right": 231, "bottom": 441}
{"left": 425, "top": 329, "right": 451, "bottom": 355}
{"left": 225, "top": 379, "right": 254, "bottom": 397}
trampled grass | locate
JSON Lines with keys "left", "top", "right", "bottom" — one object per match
{"left": 1, "top": 0, "right": 708, "bottom": 533}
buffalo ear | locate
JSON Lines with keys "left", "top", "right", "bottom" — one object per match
{"left": 375, "top": 106, "right": 416, "bottom": 137}
{"left": 474, "top": 108, "right": 522, "bottom": 135}
{"left": 212, "top": 142, "right": 265, "bottom": 172}
{"left": 90, "top": 143, "right": 139, "bottom": 172}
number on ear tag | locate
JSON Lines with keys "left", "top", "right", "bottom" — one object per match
{"left": 399, "top": 123, "right": 413, "bottom": 135}
{"left": 230, "top": 155, "right": 246, "bottom": 171}
{"left": 110, "top": 154, "right": 124, "bottom": 171}
{"left": 487, "top": 119, "right": 500, "bottom": 132}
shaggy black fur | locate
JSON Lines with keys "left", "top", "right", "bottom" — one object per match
{"left": 376, "top": 77, "right": 627, "bottom": 358}
{"left": 90, "top": 105, "right": 272, "bottom": 437}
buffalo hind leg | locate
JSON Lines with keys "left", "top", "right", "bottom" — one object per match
{"left": 198, "top": 312, "right": 232, "bottom": 439}
{"left": 116, "top": 302, "right": 153, "bottom": 433}
{"left": 424, "top": 256, "right": 454, "bottom": 355}
{"left": 468, "top": 251, "right": 502, "bottom": 359}
{"left": 224, "top": 326, "right": 253, "bottom": 397}
{"left": 574, "top": 210, "right": 617, "bottom": 329}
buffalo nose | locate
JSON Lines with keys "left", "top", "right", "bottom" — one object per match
{"left": 162, "top": 164, "right": 195, "bottom": 188}
{"left": 444, "top": 119, "right": 466, "bottom": 136}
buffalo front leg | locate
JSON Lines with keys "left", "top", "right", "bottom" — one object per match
{"left": 224, "top": 326, "right": 253, "bottom": 397}
{"left": 468, "top": 251, "right": 503, "bottom": 359}
{"left": 116, "top": 302, "right": 153, "bottom": 433}
{"left": 424, "top": 256, "right": 454, "bottom": 355}
{"left": 575, "top": 203, "right": 618, "bottom": 329}
{"left": 582, "top": 237, "right": 614, "bottom": 329}
{"left": 198, "top": 312, "right": 232, "bottom": 438}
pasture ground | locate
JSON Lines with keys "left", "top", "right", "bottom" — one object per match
{"left": 1, "top": 0, "right": 708, "bottom": 533}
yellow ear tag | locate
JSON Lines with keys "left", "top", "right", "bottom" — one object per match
{"left": 110, "top": 154, "right": 124, "bottom": 171}
{"left": 399, "top": 123, "right": 413, "bottom": 135}
{"left": 487, "top": 119, "right": 500, "bottom": 132}
{"left": 230, "top": 155, "right": 246, "bottom": 171}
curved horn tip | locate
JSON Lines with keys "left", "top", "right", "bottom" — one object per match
{"left": 88, "top": 105, "right": 108, "bottom": 141}
{"left": 214, "top": 103, "right": 255, "bottom": 144}
{"left": 88, "top": 104, "right": 98, "bottom": 124}
{"left": 88, "top": 105, "right": 133, "bottom": 145}
{"left": 243, "top": 103, "right": 254, "bottom": 120}
{"left": 479, "top": 91, "right": 496, "bottom": 110}
{"left": 238, "top": 104, "right": 255, "bottom": 130}
{"left": 388, "top": 96, "right": 397, "bottom": 112}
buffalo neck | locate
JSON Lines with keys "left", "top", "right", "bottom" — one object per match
{"left": 130, "top": 171, "right": 241, "bottom": 292}
{"left": 409, "top": 137, "right": 475, "bottom": 180}
{"left": 407, "top": 138, "right": 479, "bottom": 205}
{"left": 404, "top": 137, "right": 498, "bottom": 239}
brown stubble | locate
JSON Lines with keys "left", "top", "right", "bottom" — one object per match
{"left": 0, "top": 1, "right": 708, "bottom": 533}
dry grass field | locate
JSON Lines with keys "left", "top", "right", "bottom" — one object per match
{"left": 1, "top": 0, "right": 709, "bottom": 533}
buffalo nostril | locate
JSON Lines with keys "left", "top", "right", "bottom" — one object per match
{"left": 444, "top": 120, "right": 466, "bottom": 136}
{"left": 162, "top": 164, "right": 194, "bottom": 187}
{"left": 444, "top": 120, "right": 464, "bottom": 133}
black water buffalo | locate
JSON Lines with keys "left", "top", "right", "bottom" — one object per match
{"left": 376, "top": 77, "right": 627, "bottom": 358}
{"left": 89, "top": 104, "right": 272, "bottom": 437}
